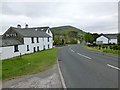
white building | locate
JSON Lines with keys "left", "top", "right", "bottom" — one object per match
{"left": 96, "top": 34, "right": 118, "bottom": 44}
{"left": 0, "top": 24, "right": 53, "bottom": 60}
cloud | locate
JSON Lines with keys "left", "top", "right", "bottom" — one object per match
{"left": 0, "top": 1, "right": 118, "bottom": 34}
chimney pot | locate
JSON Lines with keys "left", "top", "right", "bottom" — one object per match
{"left": 17, "top": 24, "right": 21, "bottom": 28}
{"left": 25, "top": 24, "right": 28, "bottom": 28}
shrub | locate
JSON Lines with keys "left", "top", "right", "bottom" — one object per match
{"left": 112, "top": 45, "right": 120, "bottom": 50}
{"left": 70, "top": 39, "right": 77, "bottom": 44}
{"left": 109, "top": 45, "right": 113, "bottom": 49}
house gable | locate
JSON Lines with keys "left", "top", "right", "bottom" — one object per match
{"left": 2, "top": 27, "right": 24, "bottom": 43}
{"left": 96, "top": 35, "right": 109, "bottom": 44}
{"left": 46, "top": 28, "right": 53, "bottom": 37}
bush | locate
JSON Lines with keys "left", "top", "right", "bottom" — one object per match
{"left": 112, "top": 45, "right": 120, "bottom": 50}
{"left": 109, "top": 45, "right": 113, "bottom": 49}
{"left": 70, "top": 39, "right": 77, "bottom": 44}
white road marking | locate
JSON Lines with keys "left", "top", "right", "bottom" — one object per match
{"left": 77, "top": 53, "right": 92, "bottom": 59}
{"left": 70, "top": 48, "right": 75, "bottom": 52}
{"left": 71, "top": 49, "right": 74, "bottom": 52}
{"left": 69, "top": 47, "right": 91, "bottom": 59}
{"left": 107, "top": 64, "right": 120, "bottom": 71}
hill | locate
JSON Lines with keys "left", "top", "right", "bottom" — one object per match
{"left": 50, "top": 26, "right": 86, "bottom": 45}
{"left": 50, "top": 26, "right": 85, "bottom": 36}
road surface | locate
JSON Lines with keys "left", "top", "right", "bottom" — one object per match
{"left": 58, "top": 44, "right": 119, "bottom": 88}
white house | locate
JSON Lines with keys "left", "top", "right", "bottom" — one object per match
{"left": 0, "top": 24, "right": 53, "bottom": 60}
{"left": 96, "top": 34, "right": 118, "bottom": 44}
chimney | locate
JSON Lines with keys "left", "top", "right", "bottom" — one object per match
{"left": 17, "top": 24, "right": 21, "bottom": 28}
{"left": 25, "top": 24, "right": 28, "bottom": 28}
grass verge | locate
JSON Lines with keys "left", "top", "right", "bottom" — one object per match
{"left": 2, "top": 48, "right": 58, "bottom": 80}
{"left": 83, "top": 45, "right": 120, "bottom": 54}
{"left": 0, "top": 60, "right": 2, "bottom": 80}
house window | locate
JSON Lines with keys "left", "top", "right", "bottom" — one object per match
{"left": 31, "top": 37, "right": 34, "bottom": 43}
{"left": 37, "top": 46, "right": 39, "bottom": 51}
{"left": 14, "top": 45, "right": 19, "bottom": 52}
{"left": 37, "top": 37, "right": 39, "bottom": 43}
{"left": 48, "top": 37, "right": 49, "bottom": 42}
{"left": 48, "top": 44, "right": 50, "bottom": 48}
{"left": 27, "top": 45, "right": 29, "bottom": 51}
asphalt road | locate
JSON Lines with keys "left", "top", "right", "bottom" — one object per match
{"left": 58, "top": 44, "right": 119, "bottom": 88}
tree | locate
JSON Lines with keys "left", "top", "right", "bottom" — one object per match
{"left": 118, "top": 33, "right": 120, "bottom": 45}
{"left": 61, "top": 31, "right": 68, "bottom": 45}
{"left": 84, "top": 32, "right": 94, "bottom": 43}
{"left": 68, "top": 31, "right": 78, "bottom": 38}
{"left": 92, "top": 33, "right": 99, "bottom": 42}
{"left": 53, "top": 35, "right": 62, "bottom": 45}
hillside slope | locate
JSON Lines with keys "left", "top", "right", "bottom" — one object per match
{"left": 51, "top": 26, "right": 85, "bottom": 35}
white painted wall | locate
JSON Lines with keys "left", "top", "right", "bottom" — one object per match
{"left": 0, "top": 36, "right": 53, "bottom": 60}
{"left": 109, "top": 39, "right": 117, "bottom": 44}
{"left": 46, "top": 28, "right": 53, "bottom": 37}
{"left": 1, "top": 46, "right": 15, "bottom": 60}
{"left": 49, "top": 37, "right": 53, "bottom": 48}
{"left": 45, "top": 28, "right": 53, "bottom": 48}
{"left": 96, "top": 35, "right": 109, "bottom": 44}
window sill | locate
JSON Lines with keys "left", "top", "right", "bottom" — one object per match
{"left": 14, "top": 50, "right": 19, "bottom": 52}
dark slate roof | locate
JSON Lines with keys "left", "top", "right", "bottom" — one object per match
{"left": 0, "top": 26, "right": 51, "bottom": 47}
{"left": 104, "top": 34, "right": 118, "bottom": 39}
{"left": 30, "top": 27, "right": 49, "bottom": 32}
{"left": 0, "top": 39, "right": 23, "bottom": 47}
{"left": 13, "top": 27, "right": 50, "bottom": 37}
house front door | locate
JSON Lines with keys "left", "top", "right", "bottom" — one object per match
{"left": 43, "top": 45, "right": 45, "bottom": 50}
{"left": 34, "top": 47, "right": 36, "bottom": 52}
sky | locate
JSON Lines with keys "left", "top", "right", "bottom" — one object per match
{"left": 0, "top": 0, "right": 119, "bottom": 35}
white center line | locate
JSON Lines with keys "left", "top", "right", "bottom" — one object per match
{"left": 71, "top": 49, "right": 74, "bottom": 52}
{"left": 70, "top": 48, "right": 75, "bottom": 52}
{"left": 107, "top": 64, "right": 120, "bottom": 71}
{"left": 77, "top": 53, "right": 92, "bottom": 59}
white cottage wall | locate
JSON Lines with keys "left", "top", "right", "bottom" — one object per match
{"left": 49, "top": 37, "right": 53, "bottom": 48}
{"left": 96, "top": 35, "right": 109, "bottom": 44}
{"left": 46, "top": 28, "right": 53, "bottom": 37}
{"left": 1, "top": 34, "right": 53, "bottom": 60}
{"left": 109, "top": 39, "right": 117, "bottom": 44}
{"left": 24, "top": 37, "right": 44, "bottom": 53}
{"left": 1, "top": 46, "right": 14, "bottom": 60}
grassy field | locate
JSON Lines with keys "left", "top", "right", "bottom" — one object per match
{"left": 83, "top": 45, "right": 120, "bottom": 54}
{"left": 2, "top": 48, "right": 58, "bottom": 80}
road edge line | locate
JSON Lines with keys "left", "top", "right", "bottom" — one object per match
{"left": 57, "top": 58, "right": 67, "bottom": 89}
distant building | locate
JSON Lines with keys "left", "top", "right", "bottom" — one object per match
{"left": 0, "top": 24, "right": 53, "bottom": 60}
{"left": 96, "top": 34, "right": 118, "bottom": 44}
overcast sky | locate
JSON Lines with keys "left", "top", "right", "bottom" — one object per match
{"left": 0, "top": 0, "right": 119, "bottom": 35}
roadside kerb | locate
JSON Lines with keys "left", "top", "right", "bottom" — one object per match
{"left": 57, "top": 58, "right": 67, "bottom": 89}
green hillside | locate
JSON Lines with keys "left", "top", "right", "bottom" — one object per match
{"left": 50, "top": 26, "right": 86, "bottom": 45}
{"left": 51, "top": 25, "right": 85, "bottom": 35}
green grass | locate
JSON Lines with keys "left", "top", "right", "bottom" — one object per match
{"left": 103, "top": 49, "right": 120, "bottom": 54}
{"left": 83, "top": 45, "right": 120, "bottom": 54}
{"left": 0, "top": 60, "right": 2, "bottom": 80}
{"left": 2, "top": 48, "right": 58, "bottom": 80}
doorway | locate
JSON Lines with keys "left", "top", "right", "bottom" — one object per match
{"left": 34, "top": 47, "right": 36, "bottom": 52}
